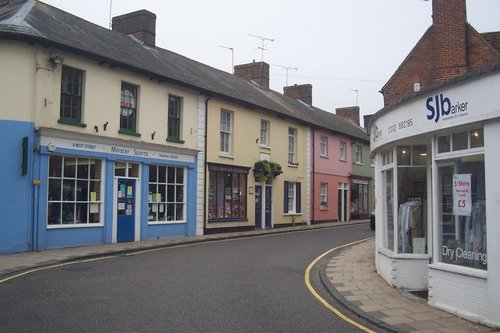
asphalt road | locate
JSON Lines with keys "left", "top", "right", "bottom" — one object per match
{"left": 0, "top": 224, "right": 379, "bottom": 333}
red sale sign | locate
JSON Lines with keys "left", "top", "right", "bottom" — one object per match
{"left": 453, "top": 174, "right": 471, "bottom": 216}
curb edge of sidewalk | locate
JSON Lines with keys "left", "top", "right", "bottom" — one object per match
{"left": 1, "top": 220, "right": 369, "bottom": 280}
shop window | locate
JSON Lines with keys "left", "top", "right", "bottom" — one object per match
{"left": 284, "top": 181, "right": 301, "bottom": 214}
{"left": 382, "top": 149, "right": 393, "bottom": 166}
{"left": 120, "top": 83, "right": 139, "bottom": 135}
{"left": 208, "top": 164, "right": 248, "bottom": 221}
{"left": 60, "top": 66, "right": 84, "bottom": 125}
{"left": 383, "top": 169, "right": 394, "bottom": 251}
{"left": 438, "top": 155, "right": 486, "bottom": 270}
{"left": 351, "top": 182, "right": 368, "bottom": 216}
{"left": 453, "top": 131, "right": 468, "bottom": 151}
{"left": 48, "top": 156, "right": 102, "bottom": 226}
{"left": 148, "top": 166, "right": 185, "bottom": 223}
{"left": 167, "top": 95, "right": 183, "bottom": 142}
{"left": 437, "top": 128, "right": 483, "bottom": 154}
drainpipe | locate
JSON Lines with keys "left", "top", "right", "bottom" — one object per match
{"left": 203, "top": 95, "right": 212, "bottom": 233}
{"left": 311, "top": 128, "right": 315, "bottom": 224}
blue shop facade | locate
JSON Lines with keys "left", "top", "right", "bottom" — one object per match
{"left": 0, "top": 126, "right": 198, "bottom": 254}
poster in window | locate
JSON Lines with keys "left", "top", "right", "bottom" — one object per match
{"left": 453, "top": 173, "right": 471, "bottom": 216}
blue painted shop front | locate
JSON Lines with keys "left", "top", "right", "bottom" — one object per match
{"left": 0, "top": 127, "right": 198, "bottom": 254}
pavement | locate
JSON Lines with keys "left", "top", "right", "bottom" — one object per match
{"left": 0, "top": 221, "right": 498, "bottom": 333}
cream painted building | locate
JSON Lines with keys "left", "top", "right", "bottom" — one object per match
{"left": 205, "top": 92, "right": 311, "bottom": 232}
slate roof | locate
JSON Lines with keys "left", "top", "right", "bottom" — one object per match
{"left": 0, "top": 0, "right": 369, "bottom": 142}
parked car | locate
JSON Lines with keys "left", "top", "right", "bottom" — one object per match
{"left": 370, "top": 210, "right": 375, "bottom": 231}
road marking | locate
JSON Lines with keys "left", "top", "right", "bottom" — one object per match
{"left": 0, "top": 256, "right": 116, "bottom": 284}
{"left": 304, "top": 237, "right": 376, "bottom": 333}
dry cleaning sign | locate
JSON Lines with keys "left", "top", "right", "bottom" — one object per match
{"left": 453, "top": 174, "right": 472, "bottom": 216}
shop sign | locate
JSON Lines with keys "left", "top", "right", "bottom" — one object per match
{"left": 452, "top": 173, "right": 471, "bottom": 216}
{"left": 40, "top": 137, "right": 195, "bottom": 163}
{"left": 425, "top": 93, "right": 469, "bottom": 123}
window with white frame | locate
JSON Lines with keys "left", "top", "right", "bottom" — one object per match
{"left": 339, "top": 141, "right": 346, "bottom": 161}
{"left": 355, "top": 145, "right": 363, "bottom": 164}
{"left": 320, "top": 136, "right": 328, "bottom": 157}
{"left": 260, "top": 119, "right": 270, "bottom": 146}
{"left": 220, "top": 110, "right": 232, "bottom": 154}
{"left": 320, "top": 183, "right": 328, "bottom": 209}
{"left": 48, "top": 156, "right": 102, "bottom": 226}
{"left": 148, "top": 165, "right": 186, "bottom": 223}
{"left": 284, "top": 181, "right": 301, "bottom": 214}
{"left": 288, "top": 127, "right": 297, "bottom": 165}
{"left": 436, "top": 128, "right": 486, "bottom": 270}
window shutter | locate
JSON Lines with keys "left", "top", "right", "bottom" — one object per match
{"left": 296, "top": 182, "right": 301, "bottom": 213}
{"left": 284, "top": 181, "right": 289, "bottom": 214}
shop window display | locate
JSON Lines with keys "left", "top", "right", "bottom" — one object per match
{"left": 436, "top": 128, "right": 486, "bottom": 270}
{"left": 48, "top": 155, "right": 102, "bottom": 225}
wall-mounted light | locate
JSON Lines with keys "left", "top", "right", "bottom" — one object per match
{"left": 103, "top": 121, "right": 108, "bottom": 131}
{"left": 151, "top": 131, "right": 156, "bottom": 140}
{"left": 94, "top": 126, "right": 99, "bottom": 133}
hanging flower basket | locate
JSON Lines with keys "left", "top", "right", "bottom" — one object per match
{"left": 253, "top": 160, "right": 282, "bottom": 182}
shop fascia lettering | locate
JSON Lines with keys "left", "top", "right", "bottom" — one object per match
{"left": 442, "top": 245, "right": 487, "bottom": 265}
{"left": 426, "top": 93, "right": 469, "bottom": 123}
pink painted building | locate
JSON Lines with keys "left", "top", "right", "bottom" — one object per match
{"left": 312, "top": 128, "right": 352, "bottom": 222}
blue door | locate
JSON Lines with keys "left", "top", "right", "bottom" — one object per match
{"left": 117, "top": 179, "right": 135, "bottom": 242}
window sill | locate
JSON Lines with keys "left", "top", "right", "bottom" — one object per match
{"left": 166, "top": 137, "right": 185, "bottom": 144}
{"left": 288, "top": 163, "right": 299, "bottom": 168}
{"left": 377, "top": 247, "right": 431, "bottom": 260}
{"left": 208, "top": 218, "right": 248, "bottom": 223}
{"left": 260, "top": 145, "right": 271, "bottom": 151}
{"left": 339, "top": 159, "right": 347, "bottom": 163}
{"left": 219, "top": 154, "right": 234, "bottom": 160}
{"left": 320, "top": 155, "right": 329, "bottom": 159}
{"left": 118, "top": 129, "right": 141, "bottom": 137}
{"left": 283, "top": 213, "right": 302, "bottom": 216}
{"left": 47, "top": 223, "right": 104, "bottom": 229}
{"left": 320, "top": 207, "right": 329, "bottom": 211}
{"left": 355, "top": 162, "right": 364, "bottom": 166}
{"left": 148, "top": 221, "right": 187, "bottom": 225}
{"left": 58, "top": 118, "right": 87, "bottom": 128}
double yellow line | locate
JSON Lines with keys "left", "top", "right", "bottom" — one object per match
{"left": 304, "top": 237, "right": 376, "bottom": 333}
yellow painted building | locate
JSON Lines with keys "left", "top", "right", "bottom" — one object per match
{"left": 205, "top": 90, "right": 311, "bottom": 232}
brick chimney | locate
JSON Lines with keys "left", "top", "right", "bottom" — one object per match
{"left": 112, "top": 10, "right": 156, "bottom": 47}
{"left": 336, "top": 106, "right": 360, "bottom": 126}
{"left": 284, "top": 84, "right": 312, "bottom": 106}
{"left": 432, "top": 0, "right": 468, "bottom": 78}
{"left": 234, "top": 61, "right": 269, "bottom": 89}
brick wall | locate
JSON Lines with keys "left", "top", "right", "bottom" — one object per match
{"left": 381, "top": 0, "right": 500, "bottom": 107}
{"left": 112, "top": 10, "right": 157, "bottom": 47}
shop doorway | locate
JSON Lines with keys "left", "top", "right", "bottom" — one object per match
{"left": 255, "top": 185, "right": 272, "bottom": 229}
{"left": 338, "top": 182, "right": 349, "bottom": 222}
{"left": 117, "top": 178, "right": 135, "bottom": 242}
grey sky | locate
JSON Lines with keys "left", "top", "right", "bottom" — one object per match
{"left": 44, "top": 0, "right": 500, "bottom": 123}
